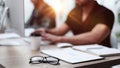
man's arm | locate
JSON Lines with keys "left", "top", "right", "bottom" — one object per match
{"left": 31, "top": 23, "right": 70, "bottom": 36}
{"left": 59, "top": 23, "right": 110, "bottom": 45}
{"left": 46, "top": 23, "right": 70, "bottom": 35}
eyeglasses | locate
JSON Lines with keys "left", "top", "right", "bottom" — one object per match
{"left": 29, "top": 56, "right": 60, "bottom": 65}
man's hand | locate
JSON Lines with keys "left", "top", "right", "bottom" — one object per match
{"left": 31, "top": 28, "right": 46, "bottom": 36}
{"left": 41, "top": 33, "right": 61, "bottom": 43}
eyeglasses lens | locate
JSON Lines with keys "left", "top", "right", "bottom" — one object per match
{"left": 46, "top": 57, "right": 59, "bottom": 65}
{"left": 30, "top": 56, "right": 43, "bottom": 64}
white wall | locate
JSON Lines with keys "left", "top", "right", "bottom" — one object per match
{"left": 24, "top": 0, "right": 34, "bottom": 23}
{"left": 45, "top": 0, "right": 75, "bottom": 27}
{"left": 5, "top": 0, "right": 24, "bottom": 36}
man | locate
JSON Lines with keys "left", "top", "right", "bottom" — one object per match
{"left": 32, "top": 0, "right": 114, "bottom": 47}
{"left": 25, "top": 0, "right": 56, "bottom": 29}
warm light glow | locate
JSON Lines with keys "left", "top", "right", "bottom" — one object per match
{"left": 44, "top": 0, "right": 75, "bottom": 27}
{"left": 50, "top": 0, "right": 63, "bottom": 13}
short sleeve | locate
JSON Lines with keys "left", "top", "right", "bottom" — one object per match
{"left": 98, "top": 9, "right": 114, "bottom": 30}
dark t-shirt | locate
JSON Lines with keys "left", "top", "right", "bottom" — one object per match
{"left": 25, "top": 2, "right": 56, "bottom": 29}
{"left": 66, "top": 1, "right": 114, "bottom": 47}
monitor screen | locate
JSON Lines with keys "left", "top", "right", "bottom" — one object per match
{"left": 5, "top": 0, "right": 24, "bottom": 36}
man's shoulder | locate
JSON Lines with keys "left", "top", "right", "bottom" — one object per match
{"left": 94, "top": 4, "right": 114, "bottom": 29}
{"left": 67, "top": 5, "right": 81, "bottom": 18}
{"left": 95, "top": 4, "right": 114, "bottom": 17}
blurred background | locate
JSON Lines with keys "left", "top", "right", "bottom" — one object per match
{"left": 0, "top": 0, "right": 119, "bottom": 49}
{"left": 24, "top": 0, "right": 120, "bottom": 49}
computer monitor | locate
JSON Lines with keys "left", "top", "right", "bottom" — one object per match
{"left": 5, "top": 0, "right": 25, "bottom": 36}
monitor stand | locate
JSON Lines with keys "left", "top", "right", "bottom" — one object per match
{"left": 0, "top": 64, "right": 5, "bottom": 68}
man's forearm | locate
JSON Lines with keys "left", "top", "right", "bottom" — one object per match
{"left": 59, "top": 32, "right": 101, "bottom": 45}
{"left": 46, "top": 23, "right": 70, "bottom": 36}
{"left": 46, "top": 28, "right": 62, "bottom": 35}
{"left": 46, "top": 28, "right": 68, "bottom": 36}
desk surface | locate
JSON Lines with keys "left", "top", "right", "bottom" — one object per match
{"left": 0, "top": 44, "right": 120, "bottom": 68}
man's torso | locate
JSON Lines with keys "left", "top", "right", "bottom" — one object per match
{"left": 66, "top": 1, "right": 114, "bottom": 47}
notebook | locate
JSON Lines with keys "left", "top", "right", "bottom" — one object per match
{"left": 73, "top": 44, "right": 120, "bottom": 57}
{"left": 41, "top": 48, "right": 103, "bottom": 64}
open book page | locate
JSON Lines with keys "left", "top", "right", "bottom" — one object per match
{"left": 73, "top": 44, "right": 120, "bottom": 57}
{"left": 41, "top": 48, "right": 103, "bottom": 64}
